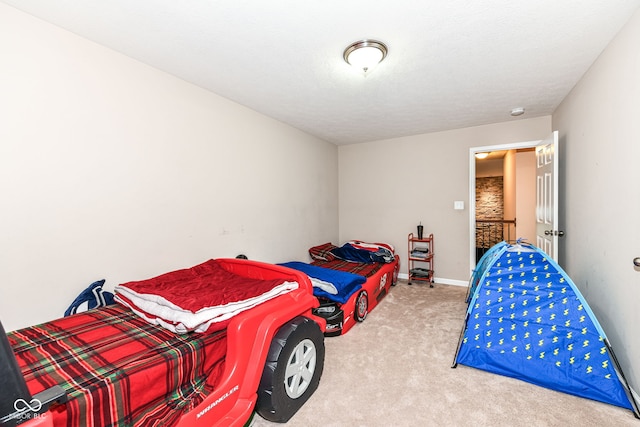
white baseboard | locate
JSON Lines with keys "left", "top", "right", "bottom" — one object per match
{"left": 398, "top": 273, "right": 468, "bottom": 287}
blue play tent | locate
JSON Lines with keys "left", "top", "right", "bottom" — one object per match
{"left": 453, "top": 242, "right": 639, "bottom": 418}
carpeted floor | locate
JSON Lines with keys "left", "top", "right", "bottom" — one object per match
{"left": 251, "top": 281, "right": 637, "bottom": 427}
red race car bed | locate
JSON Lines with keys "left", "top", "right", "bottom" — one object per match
{"left": 281, "top": 241, "right": 399, "bottom": 336}
{"left": 2, "top": 258, "right": 325, "bottom": 427}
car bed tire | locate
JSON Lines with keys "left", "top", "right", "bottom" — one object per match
{"left": 392, "top": 262, "right": 399, "bottom": 286}
{"left": 354, "top": 290, "right": 368, "bottom": 322}
{"left": 256, "top": 316, "right": 325, "bottom": 423}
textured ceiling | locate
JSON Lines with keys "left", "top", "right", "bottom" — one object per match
{"left": 3, "top": 0, "right": 639, "bottom": 145}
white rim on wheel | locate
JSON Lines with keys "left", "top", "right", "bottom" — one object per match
{"left": 284, "top": 338, "right": 317, "bottom": 399}
{"left": 357, "top": 293, "right": 367, "bottom": 319}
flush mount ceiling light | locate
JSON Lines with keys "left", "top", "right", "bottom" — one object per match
{"left": 511, "top": 107, "right": 525, "bottom": 116}
{"left": 475, "top": 152, "right": 490, "bottom": 160}
{"left": 343, "top": 39, "right": 388, "bottom": 74}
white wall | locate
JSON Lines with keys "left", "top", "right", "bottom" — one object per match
{"left": 503, "top": 150, "right": 516, "bottom": 222}
{"left": 338, "top": 116, "right": 551, "bottom": 282}
{"left": 553, "top": 8, "right": 640, "bottom": 394}
{"left": 475, "top": 158, "right": 503, "bottom": 178}
{"left": 0, "top": 4, "right": 338, "bottom": 331}
{"left": 514, "top": 151, "right": 536, "bottom": 243}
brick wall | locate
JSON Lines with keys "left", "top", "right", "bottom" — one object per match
{"left": 476, "top": 176, "right": 503, "bottom": 248}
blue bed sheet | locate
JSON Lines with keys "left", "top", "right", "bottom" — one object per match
{"left": 279, "top": 261, "right": 366, "bottom": 304}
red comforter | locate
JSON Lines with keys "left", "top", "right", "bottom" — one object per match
{"left": 115, "top": 259, "right": 298, "bottom": 333}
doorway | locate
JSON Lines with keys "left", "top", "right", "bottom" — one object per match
{"left": 468, "top": 140, "right": 540, "bottom": 275}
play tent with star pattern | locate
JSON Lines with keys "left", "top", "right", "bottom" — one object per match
{"left": 452, "top": 242, "right": 639, "bottom": 418}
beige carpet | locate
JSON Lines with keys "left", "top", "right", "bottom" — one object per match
{"left": 251, "top": 281, "right": 637, "bottom": 427}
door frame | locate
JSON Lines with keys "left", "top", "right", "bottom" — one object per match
{"left": 468, "top": 139, "right": 541, "bottom": 276}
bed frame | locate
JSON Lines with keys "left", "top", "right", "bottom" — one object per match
{"left": 311, "top": 255, "right": 399, "bottom": 336}
{"left": 1, "top": 259, "right": 326, "bottom": 427}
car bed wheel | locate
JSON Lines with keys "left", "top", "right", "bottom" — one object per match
{"left": 256, "top": 316, "right": 325, "bottom": 423}
{"left": 392, "top": 263, "right": 399, "bottom": 286}
{"left": 354, "top": 290, "right": 368, "bottom": 322}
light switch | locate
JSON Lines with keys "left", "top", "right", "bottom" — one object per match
{"left": 454, "top": 201, "right": 464, "bottom": 210}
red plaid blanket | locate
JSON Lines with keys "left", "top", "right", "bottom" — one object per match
{"left": 8, "top": 304, "right": 227, "bottom": 426}
{"left": 311, "top": 259, "right": 383, "bottom": 278}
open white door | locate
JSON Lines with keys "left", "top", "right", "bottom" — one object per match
{"left": 535, "top": 131, "right": 562, "bottom": 261}
{"left": 469, "top": 132, "right": 563, "bottom": 273}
